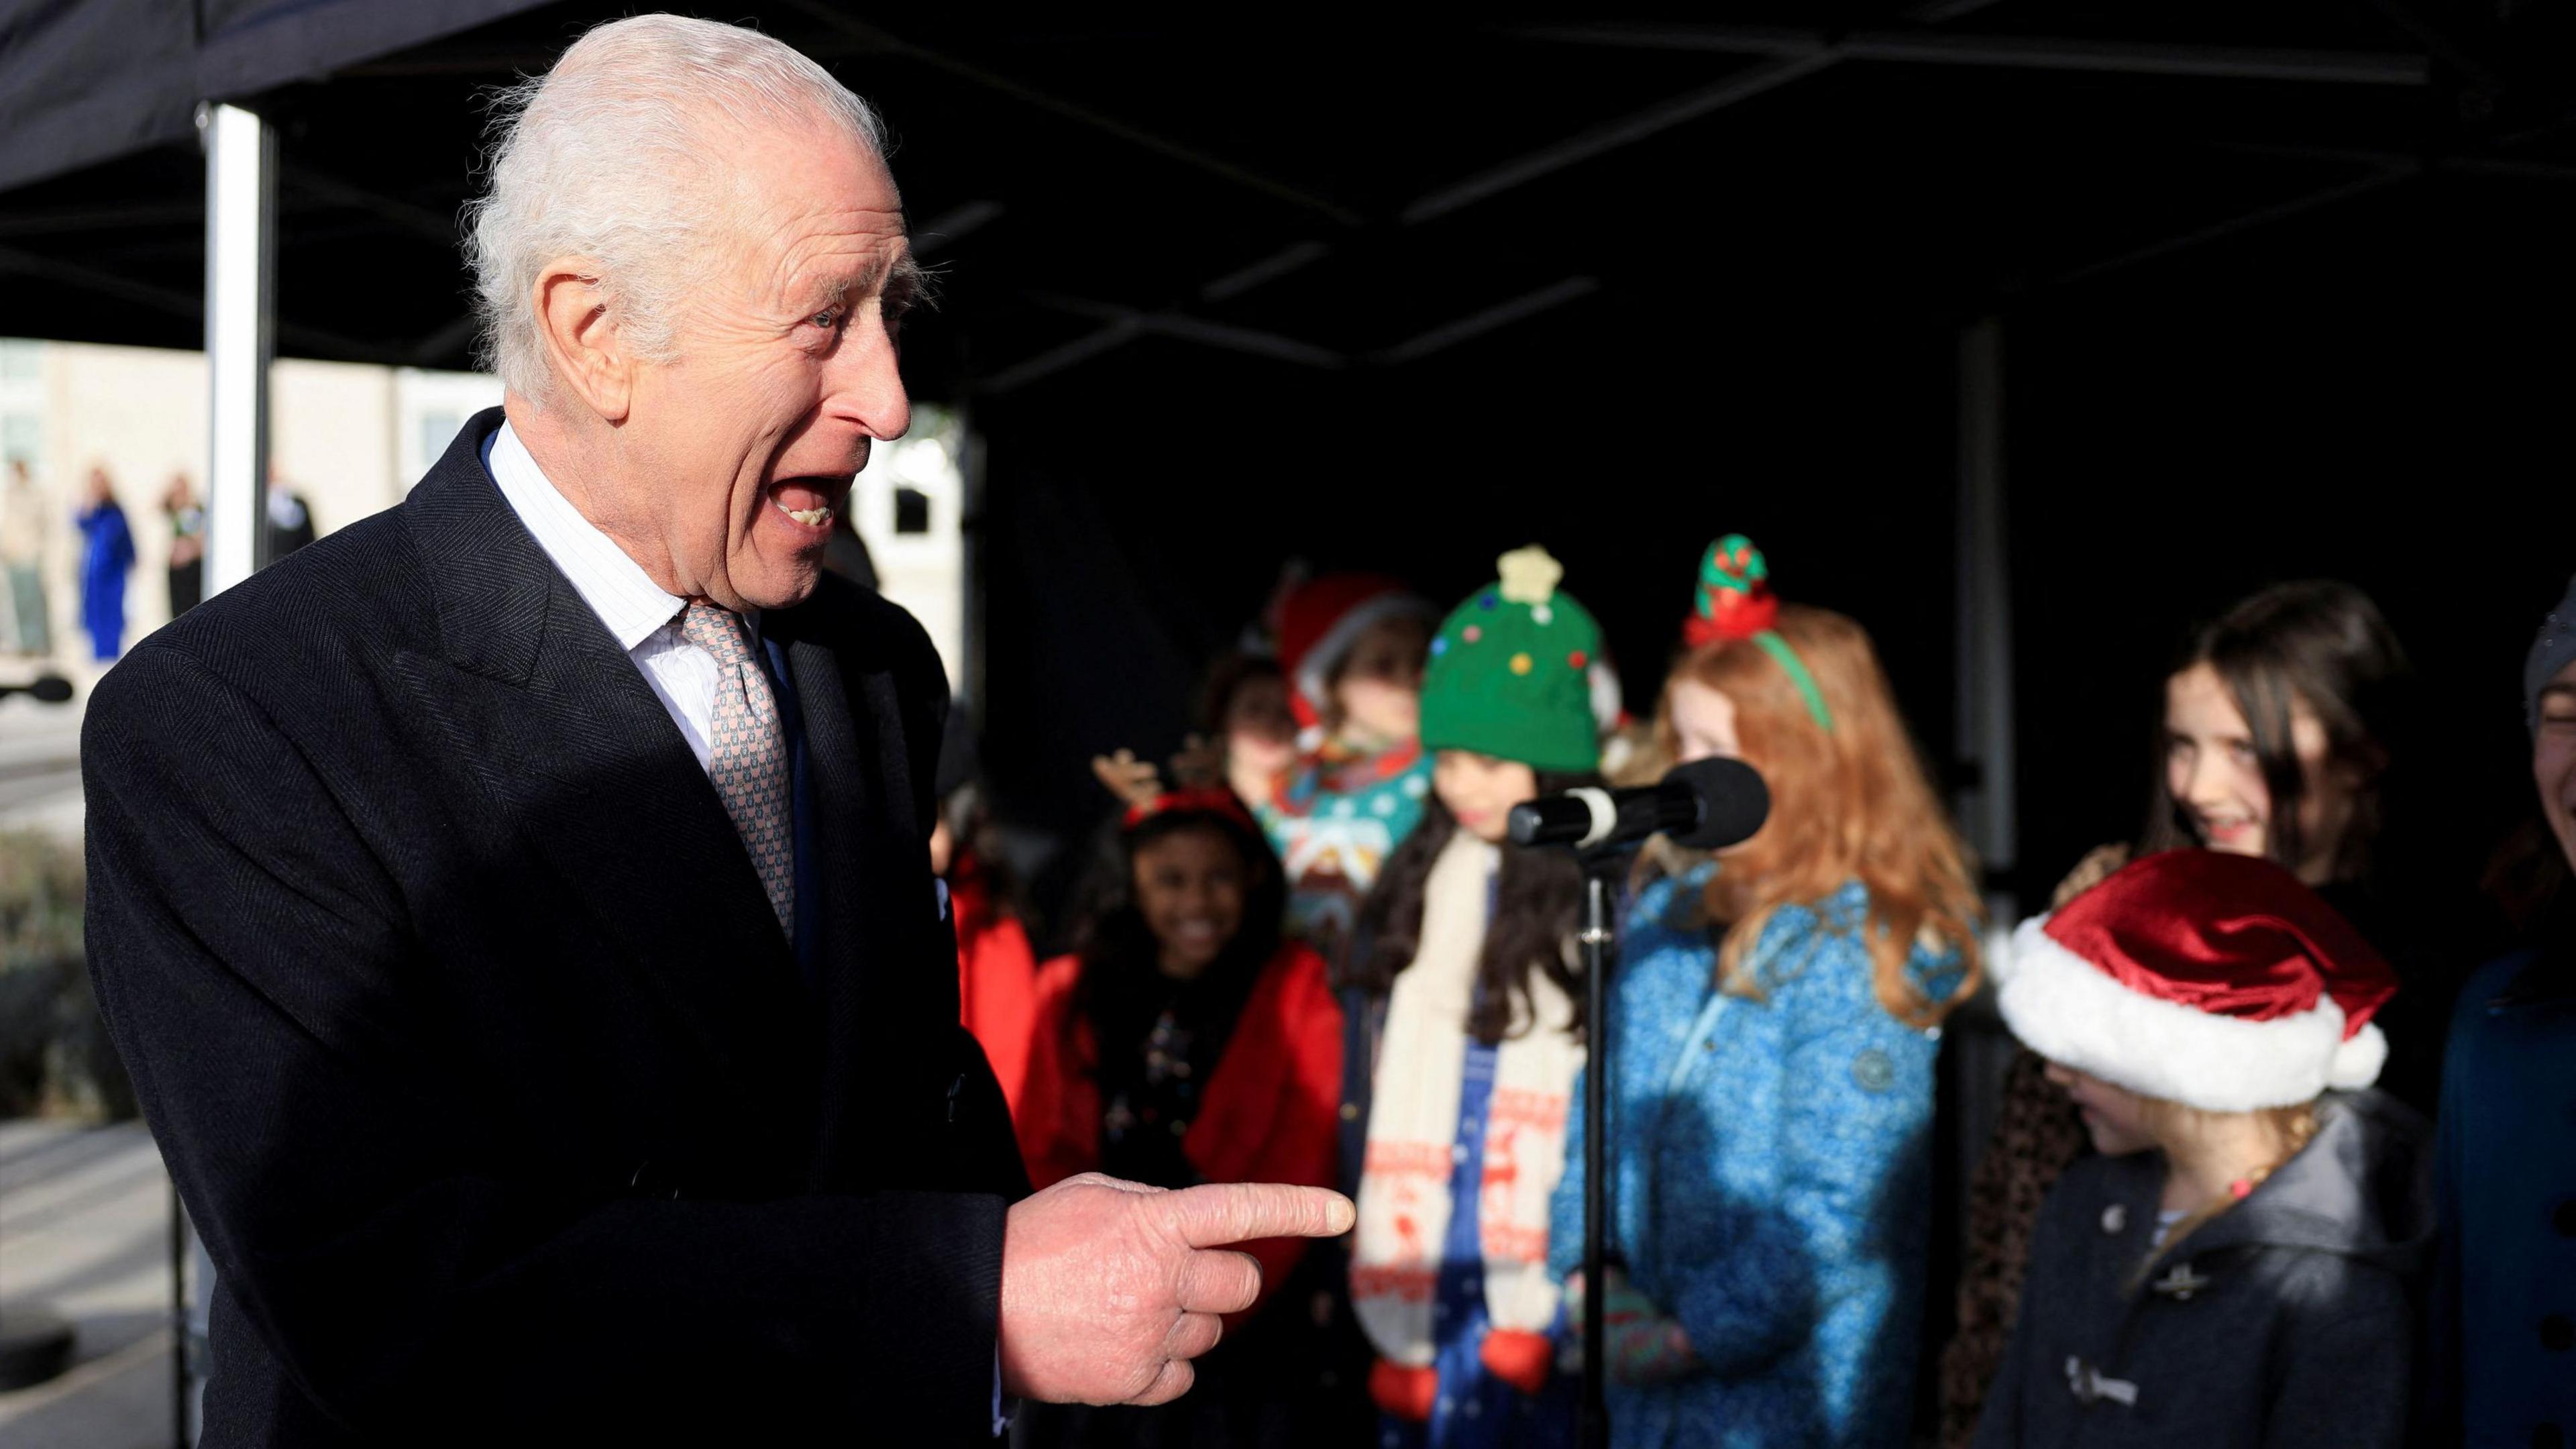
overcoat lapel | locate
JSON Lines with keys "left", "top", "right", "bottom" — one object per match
{"left": 398, "top": 413, "right": 808, "bottom": 1097}
{"left": 778, "top": 615, "right": 941, "bottom": 1187}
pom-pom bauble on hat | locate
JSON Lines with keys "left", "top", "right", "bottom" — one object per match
{"left": 1997, "top": 849, "right": 2398, "bottom": 1114}
{"left": 1418, "top": 545, "right": 1605, "bottom": 774}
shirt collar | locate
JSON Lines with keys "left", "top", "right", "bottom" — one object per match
{"left": 488, "top": 419, "right": 686, "bottom": 651}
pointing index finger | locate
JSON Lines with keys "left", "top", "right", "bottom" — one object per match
{"left": 1162, "top": 1182, "right": 1355, "bottom": 1248}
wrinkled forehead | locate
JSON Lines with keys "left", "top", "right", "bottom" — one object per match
{"left": 708, "top": 121, "right": 909, "bottom": 281}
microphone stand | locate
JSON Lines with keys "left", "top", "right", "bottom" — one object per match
{"left": 1574, "top": 843, "right": 1632, "bottom": 1449}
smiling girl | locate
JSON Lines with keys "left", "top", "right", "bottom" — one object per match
{"left": 2141, "top": 580, "right": 2411, "bottom": 886}
{"left": 1343, "top": 546, "right": 1605, "bottom": 1449}
{"left": 1014, "top": 756, "right": 1344, "bottom": 1446}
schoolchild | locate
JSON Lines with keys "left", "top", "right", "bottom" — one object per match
{"left": 1941, "top": 580, "right": 2430, "bottom": 1446}
{"left": 1014, "top": 755, "right": 1344, "bottom": 1447}
{"left": 1195, "top": 649, "right": 1300, "bottom": 817}
{"left": 1976, "top": 849, "right": 2427, "bottom": 1449}
{"left": 1260, "top": 574, "right": 1441, "bottom": 956}
{"left": 2421, "top": 573, "right": 2576, "bottom": 1448}
{"left": 1546, "top": 535, "right": 1983, "bottom": 1449}
{"left": 1343, "top": 546, "right": 1604, "bottom": 1449}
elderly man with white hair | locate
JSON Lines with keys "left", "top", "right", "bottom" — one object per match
{"left": 81, "top": 16, "right": 1350, "bottom": 1447}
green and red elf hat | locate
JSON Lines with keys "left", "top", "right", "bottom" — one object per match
{"left": 1682, "top": 533, "right": 1833, "bottom": 733}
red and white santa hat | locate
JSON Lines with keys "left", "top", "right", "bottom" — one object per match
{"left": 1275, "top": 573, "right": 1438, "bottom": 731}
{"left": 1998, "top": 850, "right": 2398, "bottom": 1114}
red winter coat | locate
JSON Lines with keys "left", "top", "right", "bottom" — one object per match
{"left": 951, "top": 862, "right": 1039, "bottom": 1116}
{"left": 1017, "top": 942, "right": 1344, "bottom": 1316}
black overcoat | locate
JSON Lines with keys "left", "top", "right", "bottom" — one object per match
{"left": 1972, "top": 1090, "right": 2430, "bottom": 1449}
{"left": 82, "top": 408, "right": 1026, "bottom": 1447}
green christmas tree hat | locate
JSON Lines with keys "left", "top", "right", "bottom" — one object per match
{"left": 1419, "top": 545, "right": 1605, "bottom": 774}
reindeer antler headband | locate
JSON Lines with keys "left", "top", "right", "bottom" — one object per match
{"left": 1089, "top": 749, "right": 1258, "bottom": 832}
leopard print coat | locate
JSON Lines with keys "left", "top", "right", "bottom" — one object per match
{"left": 1933, "top": 843, "right": 2126, "bottom": 1448}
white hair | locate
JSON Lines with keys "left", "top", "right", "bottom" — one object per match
{"left": 464, "top": 15, "right": 892, "bottom": 402}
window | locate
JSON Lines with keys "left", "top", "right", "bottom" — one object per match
{"left": 419, "top": 413, "right": 460, "bottom": 474}
{"left": 0, "top": 341, "right": 41, "bottom": 387}
{"left": 894, "top": 486, "right": 930, "bottom": 535}
{"left": 392, "top": 367, "right": 502, "bottom": 489}
{"left": 0, "top": 415, "right": 39, "bottom": 472}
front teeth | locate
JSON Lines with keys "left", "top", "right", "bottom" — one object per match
{"left": 775, "top": 499, "right": 833, "bottom": 528}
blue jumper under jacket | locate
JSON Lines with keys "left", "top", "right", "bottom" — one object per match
{"left": 2426, "top": 941, "right": 2576, "bottom": 1447}
{"left": 1548, "top": 871, "right": 1964, "bottom": 1449}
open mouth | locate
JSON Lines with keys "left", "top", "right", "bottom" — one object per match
{"left": 767, "top": 478, "right": 845, "bottom": 533}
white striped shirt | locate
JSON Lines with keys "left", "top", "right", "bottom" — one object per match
{"left": 487, "top": 421, "right": 734, "bottom": 774}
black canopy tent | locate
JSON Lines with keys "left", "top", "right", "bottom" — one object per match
{"left": 0, "top": 0, "right": 555, "bottom": 197}
{"left": 9, "top": 6, "right": 2576, "bottom": 1434}
{"left": 7, "top": 3, "right": 2572, "bottom": 879}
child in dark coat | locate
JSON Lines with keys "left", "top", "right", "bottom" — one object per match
{"left": 1976, "top": 850, "right": 2430, "bottom": 1449}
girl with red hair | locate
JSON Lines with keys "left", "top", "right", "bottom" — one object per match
{"left": 1546, "top": 535, "right": 1984, "bottom": 1448}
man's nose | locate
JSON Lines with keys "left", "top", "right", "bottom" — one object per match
{"left": 825, "top": 314, "right": 912, "bottom": 442}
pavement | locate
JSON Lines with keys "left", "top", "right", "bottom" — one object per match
{"left": 0, "top": 1121, "right": 180, "bottom": 1449}
{"left": 1, "top": 663, "right": 174, "bottom": 1448}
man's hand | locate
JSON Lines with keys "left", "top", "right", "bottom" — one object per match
{"left": 997, "top": 1173, "right": 1355, "bottom": 1406}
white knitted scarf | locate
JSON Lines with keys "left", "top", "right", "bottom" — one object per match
{"left": 1351, "top": 831, "right": 1583, "bottom": 1365}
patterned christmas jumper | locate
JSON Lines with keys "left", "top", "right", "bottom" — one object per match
{"left": 1258, "top": 737, "right": 1434, "bottom": 958}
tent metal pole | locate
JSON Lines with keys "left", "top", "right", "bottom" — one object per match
{"left": 201, "top": 102, "right": 275, "bottom": 598}
{"left": 185, "top": 99, "right": 273, "bottom": 1448}
{"left": 1947, "top": 315, "right": 2020, "bottom": 1268}
{"left": 1954, "top": 315, "right": 2015, "bottom": 898}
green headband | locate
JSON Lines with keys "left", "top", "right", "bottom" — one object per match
{"left": 1687, "top": 533, "right": 1835, "bottom": 733}
{"left": 1754, "top": 631, "right": 1835, "bottom": 733}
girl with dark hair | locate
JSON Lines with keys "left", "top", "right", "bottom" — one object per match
{"left": 2142, "top": 578, "right": 2412, "bottom": 884}
{"left": 1012, "top": 756, "right": 1344, "bottom": 1448}
{"left": 1343, "top": 546, "right": 1603, "bottom": 1449}
{"left": 1546, "top": 536, "right": 1982, "bottom": 1449}
{"left": 1941, "top": 579, "right": 2437, "bottom": 1448}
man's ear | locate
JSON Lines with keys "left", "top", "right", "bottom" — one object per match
{"left": 533, "top": 258, "right": 633, "bottom": 422}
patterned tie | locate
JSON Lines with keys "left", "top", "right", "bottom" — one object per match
{"left": 680, "top": 600, "right": 794, "bottom": 936}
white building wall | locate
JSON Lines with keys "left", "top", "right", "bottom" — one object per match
{"left": 270, "top": 358, "right": 400, "bottom": 534}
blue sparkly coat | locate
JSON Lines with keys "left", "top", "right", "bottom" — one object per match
{"left": 1549, "top": 870, "right": 1964, "bottom": 1449}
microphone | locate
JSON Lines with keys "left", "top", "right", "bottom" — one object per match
{"left": 1508, "top": 757, "right": 1770, "bottom": 853}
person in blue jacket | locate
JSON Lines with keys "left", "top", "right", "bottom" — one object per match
{"left": 74, "top": 464, "right": 135, "bottom": 661}
{"left": 1549, "top": 537, "right": 1983, "bottom": 1449}
{"left": 2423, "top": 572, "right": 2576, "bottom": 1447}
